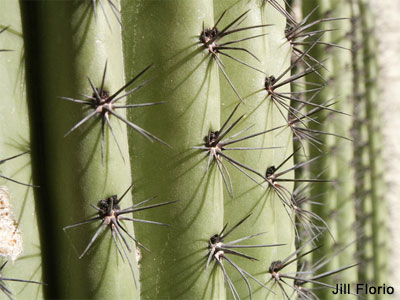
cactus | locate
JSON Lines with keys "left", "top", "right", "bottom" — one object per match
{"left": 0, "top": 0, "right": 388, "bottom": 299}
{"left": 0, "top": 1, "right": 42, "bottom": 299}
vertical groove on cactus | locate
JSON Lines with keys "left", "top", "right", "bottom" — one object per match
{"left": 359, "top": 1, "right": 385, "bottom": 294}
{"left": 350, "top": 0, "right": 374, "bottom": 296}
{"left": 20, "top": 1, "right": 138, "bottom": 298}
{"left": 300, "top": 4, "right": 339, "bottom": 298}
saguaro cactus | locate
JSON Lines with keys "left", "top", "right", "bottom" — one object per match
{"left": 0, "top": 0, "right": 387, "bottom": 299}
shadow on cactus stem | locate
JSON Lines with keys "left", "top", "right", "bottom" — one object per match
{"left": 90, "top": 0, "right": 121, "bottom": 29}
{"left": 0, "top": 152, "right": 37, "bottom": 188}
{"left": 0, "top": 26, "right": 12, "bottom": 52}
{"left": 265, "top": 0, "right": 297, "bottom": 25}
{"left": 200, "top": 9, "right": 270, "bottom": 103}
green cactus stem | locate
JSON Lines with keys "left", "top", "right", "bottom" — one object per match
{"left": 122, "top": 1, "right": 224, "bottom": 299}
{"left": 0, "top": 1, "right": 43, "bottom": 298}
{"left": 20, "top": 1, "right": 139, "bottom": 298}
{"left": 214, "top": 0, "right": 296, "bottom": 298}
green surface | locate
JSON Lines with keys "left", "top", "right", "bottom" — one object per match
{"left": 21, "top": 1, "right": 138, "bottom": 298}
{"left": 122, "top": 0, "right": 224, "bottom": 299}
{"left": 0, "top": 1, "right": 42, "bottom": 298}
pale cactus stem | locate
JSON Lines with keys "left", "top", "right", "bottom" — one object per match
{"left": 370, "top": 34, "right": 388, "bottom": 291}
{"left": 369, "top": 23, "right": 387, "bottom": 281}
{"left": 359, "top": 0, "right": 386, "bottom": 291}
{"left": 20, "top": 1, "right": 138, "bottom": 298}
{"left": 301, "top": 0, "right": 339, "bottom": 292}
{"left": 368, "top": 28, "right": 387, "bottom": 288}
{"left": 0, "top": 1, "right": 42, "bottom": 298}
{"left": 212, "top": 0, "right": 296, "bottom": 298}
{"left": 121, "top": 1, "right": 224, "bottom": 299}
{"left": 350, "top": 0, "right": 375, "bottom": 296}
{"left": 330, "top": 0, "right": 357, "bottom": 286}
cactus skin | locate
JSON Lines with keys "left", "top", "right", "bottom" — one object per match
{"left": 301, "top": 1, "right": 339, "bottom": 288}
{"left": 330, "top": 0, "right": 357, "bottom": 289}
{"left": 350, "top": 1, "right": 379, "bottom": 298}
{"left": 359, "top": 0, "right": 377, "bottom": 230}
{"left": 214, "top": 0, "right": 295, "bottom": 298}
{"left": 20, "top": 1, "right": 138, "bottom": 298}
{"left": 359, "top": 0, "right": 387, "bottom": 295}
{"left": 0, "top": 1, "right": 42, "bottom": 299}
{"left": 349, "top": 1, "right": 373, "bottom": 296}
{"left": 121, "top": 0, "right": 296, "bottom": 298}
{"left": 121, "top": 1, "right": 225, "bottom": 299}
{"left": 298, "top": 0, "right": 363, "bottom": 299}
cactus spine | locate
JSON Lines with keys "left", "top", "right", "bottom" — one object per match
{"left": 0, "top": 1, "right": 42, "bottom": 299}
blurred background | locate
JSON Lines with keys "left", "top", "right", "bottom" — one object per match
{"left": 370, "top": 1, "right": 400, "bottom": 297}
